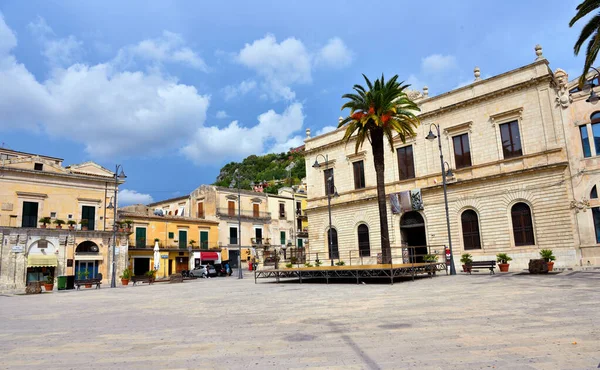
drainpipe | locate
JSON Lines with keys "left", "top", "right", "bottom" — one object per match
{"left": 103, "top": 182, "right": 108, "bottom": 231}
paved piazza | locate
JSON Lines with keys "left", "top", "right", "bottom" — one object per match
{"left": 1, "top": 272, "right": 599, "bottom": 370}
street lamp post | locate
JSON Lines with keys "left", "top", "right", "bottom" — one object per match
{"left": 584, "top": 66, "right": 600, "bottom": 103}
{"left": 106, "top": 165, "right": 127, "bottom": 288}
{"left": 229, "top": 169, "right": 254, "bottom": 279}
{"left": 312, "top": 154, "right": 339, "bottom": 266}
{"left": 426, "top": 124, "right": 457, "bottom": 275}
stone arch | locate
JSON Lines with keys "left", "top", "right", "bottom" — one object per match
{"left": 27, "top": 239, "right": 57, "bottom": 255}
{"left": 76, "top": 240, "right": 100, "bottom": 253}
{"left": 451, "top": 196, "right": 484, "bottom": 216}
{"left": 499, "top": 188, "right": 538, "bottom": 209}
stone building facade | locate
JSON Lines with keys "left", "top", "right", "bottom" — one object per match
{"left": 305, "top": 46, "right": 587, "bottom": 270}
{"left": 0, "top": 148, "right": 128, "bottom": 291}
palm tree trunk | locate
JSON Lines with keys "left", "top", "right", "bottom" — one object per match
{"left": 370, "top": 129, "right": 391, "bottom": 264}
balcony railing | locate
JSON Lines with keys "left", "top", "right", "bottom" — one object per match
{"left": 296, "top": 209, "right": 307, "bottom": 218}
{"left": 279, "top": 211, "right": 287, "bottom": 220}
{"left": 129, "top": 239, "right": 221, "bottom": 250}
{"left": 297, "top": 230, "right": 308, "bottom": 237}
{"left": 251, "top": 237, "right": 271, "bottom": 246}
{"left": 216, "top": 208, "right": 271, "bottom": 220}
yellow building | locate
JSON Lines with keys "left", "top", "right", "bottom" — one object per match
{"left": 120, "top": 204, "right": 219, "bottom": 279}
{"left": 0, "top": 148, "right": 128, "bottom": 290}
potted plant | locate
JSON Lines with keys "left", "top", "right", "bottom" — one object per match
{"left": 423, "top": 254, "right": 439, "bottom": 274}
{"left": 460, "top": 253, "right": 473, "bottom": 273}
{"left": 315, "top": 260, "right": 323, "bottom": 267}
{"left": 53, "top": 219, "right": 65, "bottom": 229}
{"left": 335, "top": 260, "right": 346, "bottom": 266}
{"left": 145, "top": 269, "right": 157, "bottom": 283}
{"left": 67, "top": 220, "right": 76, "bottom": 230}
{"left": 82, "top": 269, "right": 91, "bottom": 288}
{"left": 39, "top": 217, "right": 51, "bottom": 229}
{"left": 496, "top": 253, "right": 512, "bottom": 272}
{"left": 79, "top": 219, "right": 88, "bottom": 231}
{"left": 43, "top": 275, "right": 54, "bottom": 292}
{"left": 540, "top": 249, "right": 556, "bottom": 271}
{"left": 189, "top": 240, "right": 196, "bottom": 249}
{"left": 285, "top": 262, "right": 293, "bottom": 268}
{"left": 123, "top": 220, "right": 133, "bottom": 232}
{"left": 120, "top": 267, "right": 131, "bottom": 286}
{"left": 116, "top": 221, "right": 125, "bottom": 232}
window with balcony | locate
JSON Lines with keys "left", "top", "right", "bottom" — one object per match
{"left": 397, "top": 145, "right": 415, "bottom": 180}
{"left": 453, "top": 133, "right": 472, "bottom": 169}
{"left": 324, "top": 168, "right": 335, "bottom": 195}
{"left": 500, "top": 120, "right": 523, "bottom": 159}
{"left": 353, "top": 160, "right": 366, "bottom": 189}
{"left": 135, "top": 227, "right": 147, "bottom": 248}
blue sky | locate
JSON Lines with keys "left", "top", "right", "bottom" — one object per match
{"left": 0, "top": 0, "right": 589, "bottom": 205}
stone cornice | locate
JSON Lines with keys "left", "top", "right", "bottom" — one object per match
{"left": 0, "top": 166, "right": 125, "bottom": 186}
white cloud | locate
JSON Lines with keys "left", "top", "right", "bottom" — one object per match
{"left": 269, "top": 135, "right": 304, "bottom": 153}
{"left": 0, "top": 14, "right": 210, "bottom": 158}
{"left": 215, "top": 110, "right": 229, "bottom": 119}
{"left": 119, "top": 189, "right": 154, "bottom": 206}
{"left": 315, "top": 37, "right": 353, "bottom": 68}
{"left": 406, "top": 74, "right": 427, "bottom": 91}
{"left": 182, "top": 102, "right": 304, "bottom": 164}
{"left": 316, "top": 125, "right": 337, "bottom": 136}
{"left": 235, "top": 34, "right": 352, "bottom": 101}
{"left": 222, "top": 79, "right": 256, "bottom": 100}
{"left": 421, "top": 54, "right": 457, "bottom": 75}
{"left": 115, "top": 30, "right": 208, "bottom": 71}
{"left": 28, "top": 17, "right": 83, "bottom": 67}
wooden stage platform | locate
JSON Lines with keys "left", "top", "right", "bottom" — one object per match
{"left": 253, "top": 262, "right": 447, "bottom": 284}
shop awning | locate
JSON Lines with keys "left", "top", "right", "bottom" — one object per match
{"left": 75, "top": 254, "right": 104, "bottom": 261}
{"left": 27, "top": 254, "right": 58, "bottom": 267}
{"left": 200, "top": 252, "right": 219, "bottom": 261}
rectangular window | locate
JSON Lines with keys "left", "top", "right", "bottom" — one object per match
{"left": 279, "top": 203, "right": 286, "bottom": 219}
{"left": 297, "top": 218, "right": 302, "bottom": 230}
{"left": 280, "top": 231, "right": 286, "bottom": 245}
{"left": 34, "top": 163, "right": 43, "bottom": 171}
{"left": 323, "top": 168, "right": 335, "bottom": 195}
{"left": 353, "top": 160, "right": 366, "bottom": 189}
{"left": 593, "top": 123, "right": 600, "bottom": 157}
{"left": 580, "top": 125, "right": 592, "bottom": 158}
{"left": 253, "top": 203, "right": 259, "bottom": 218}
{"left": 178, "top": 230, "right": 187, "bottom": 249}
{"left": 200, "top": 230, "right": 209, "bottom": 249}
{"left": 229, "top": 227, "right": 238, "bottom": 245}
{"left": 81, "top": 206, "right": 95, "bottom": 231}
{"left": 593, "top": 207, "right": 600, "bottom": 244}
{"left": 168, "top": 232, "right": 174, "bottom": 239}
{"left": 397, "top": 145, "right": 415, "bottom": 180}
{"left": 499, "top": 120, "right": 523, "bottom": 159}
{"left": 135, "top": 227, "right": 147, "bottom": 248}
{"left": 197, "top": 202, "right": 204, "bottom": 218}
{"left": 452, "top": 133, "right": 472, "bottom": 169}
{"left": 296, "top": 201, "right": 301, "bottom": 211}
{"left": 22, "top": 201, "right": 38, "bottom": 227}
{"left": 50, "top": 212, "right": 57, "bottom": 218}
{"left": 228, "top": 201, "right": 235, "bottom": 216}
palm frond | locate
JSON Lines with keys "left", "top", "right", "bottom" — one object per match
{"left": 570, "top": 0, "right": 600, "bottom": 27}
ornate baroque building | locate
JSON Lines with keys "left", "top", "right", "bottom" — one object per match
{"left": 305, "top": 45, "right": 600, "bottom": 270}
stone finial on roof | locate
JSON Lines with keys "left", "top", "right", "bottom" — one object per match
{"left": 423, "top": 86, "right": 429, "bottom": 97}
{"left": 474, "top": 66, "right": 481, "bottom": 81}
{"left": 535, "top": 44, "right": 544, "bottom": 61}
{"left": 306, "top": 128, "right": 311, "bottom": 139}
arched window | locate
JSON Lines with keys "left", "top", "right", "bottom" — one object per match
{"left": 511, "top": 203, "right": 535, "bottom": 246}
{"left": 461, "top": 210, "right": 481, "bottom": 250}
{"left": 327, "top": 228, "right": 339, "bottom": 260}
{"left": 591, "top": 112, "right": 600, "bottom": 124}
{"left": 591, "top": 185, "right": 598, "bottom": 199}
{"left": 357, "top": 224, "right": 370, "bottom": 257}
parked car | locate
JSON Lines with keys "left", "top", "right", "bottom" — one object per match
{"left": 213, "top": 263, "right": 229, "bottom": 277}
{"left": 189, "top": 265, "right": 208, "bottom": 278}
{"left": 205, "top": 264, "right": 217, "bottom": 278}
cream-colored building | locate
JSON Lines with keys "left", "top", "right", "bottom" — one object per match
{"left": 0, "top": 148, "right": 128, "bottom": 291}
{"left": 305, "top": 45, "right": 592, "bottom": 270}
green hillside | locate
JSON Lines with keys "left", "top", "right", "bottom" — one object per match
{"left": 214, "top": 151, "right": 306, "bottom": 194}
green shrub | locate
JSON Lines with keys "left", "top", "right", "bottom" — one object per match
{"left": 304, "top": 262, "right": 313, "bottom": 267}
{"left": 539, "top": 249, "right": 556, "bottom": 262}
{"left": 496, "top": 253, "right": 512, "bottom": 264}
{"left": 314, "top": 260, "right": 323, "bottom": 267}
{"left": 335, "top": 261, "right": 346, "bottom": 266}
{"left": 460, "top": 253, "right": 473, "bottom": 265}
{"left": 423, "top": 254, "right": 438, "bottom": 262}
{"left": 285, "top": 263, "right": 293, "bottom": 268}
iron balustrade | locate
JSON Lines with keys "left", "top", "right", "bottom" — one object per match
{"left": 216, "top": 208, "right": 271, "bottom": 220}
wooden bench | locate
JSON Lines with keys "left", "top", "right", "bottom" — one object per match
{"left": 132, "top": 276, "right": 152, "bottom": 286}
{"left": 468, "top": 261, "right": 496, "bottom": 275}
{"left": 75, "top": 278, "right": 102, "bottom": 290}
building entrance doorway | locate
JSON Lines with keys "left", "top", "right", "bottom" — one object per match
{"left": 134, "top": 258, "right": 150, "bottom": 276}
{"left": 400, "top": 211, "right": 427, "bottom": 263}
{"left": 176, "top": 257, "right": 188, "bottom": 273}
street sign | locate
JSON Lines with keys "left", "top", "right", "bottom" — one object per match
{"left": 161, "top": 254, "right": 168, "bottom": 259}
{"left": 11, "top": 245, "right": 24, "bottom": 253}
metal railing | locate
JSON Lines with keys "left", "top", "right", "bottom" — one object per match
{"left": 251, "top": 237, "right": 271, "bottom": 246}
{"left": 255, "top": 245, "right": 447, "bottom": 270}
{"left": 216, "top": 208, "right": 271, "bottom": 219}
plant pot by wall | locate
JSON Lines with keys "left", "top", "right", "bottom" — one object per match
{"left": 82, "top": 226, "right": 88, "bottom": 231}
{"left": 68, "top": 226, "right": 74, "bottom": 230}
{"left": 121, "top": 279, "right": 129, "bottom": 286}
{"left": 462, "top": 265, "right": 472, "bottom": 273}
{"left": 40, "top": 225, "right": 47, "bottom": 229}
{"left": 56, "top": 225, "right": 62, "bottom": 229}
{"left": 85, "top": 283, "right": 92, "bottom": 288}
{"left": 498, "top": 263, "right": 510, "bottom": 272}
{"left": 44, "top": 283, "right": 54, "bottom": 291}
{"left": 547, "top": 261, "right": 554, "bottom": 271}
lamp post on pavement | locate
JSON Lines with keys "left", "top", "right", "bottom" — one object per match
{"left": 312, "top": 154, "right": 339, "bottom": 266}
{"left": 106, "top": 165, "right": 127, "bottom": 287}
{"left": 426, "top": 124, "right": 457, "bottom": 276}
{"left": 229, "top": 169, "right": 254, "bottom": 279}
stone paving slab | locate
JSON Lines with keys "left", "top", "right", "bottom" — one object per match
{"left": 0, "top": 272, "right": 598, "bottom": 369}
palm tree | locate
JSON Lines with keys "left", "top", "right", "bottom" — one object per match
{"left": 570, "top": 0, "right": 600, "bottom": 87}
{"left": 338, "top": 74, "right": 420, "bottom": 263}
